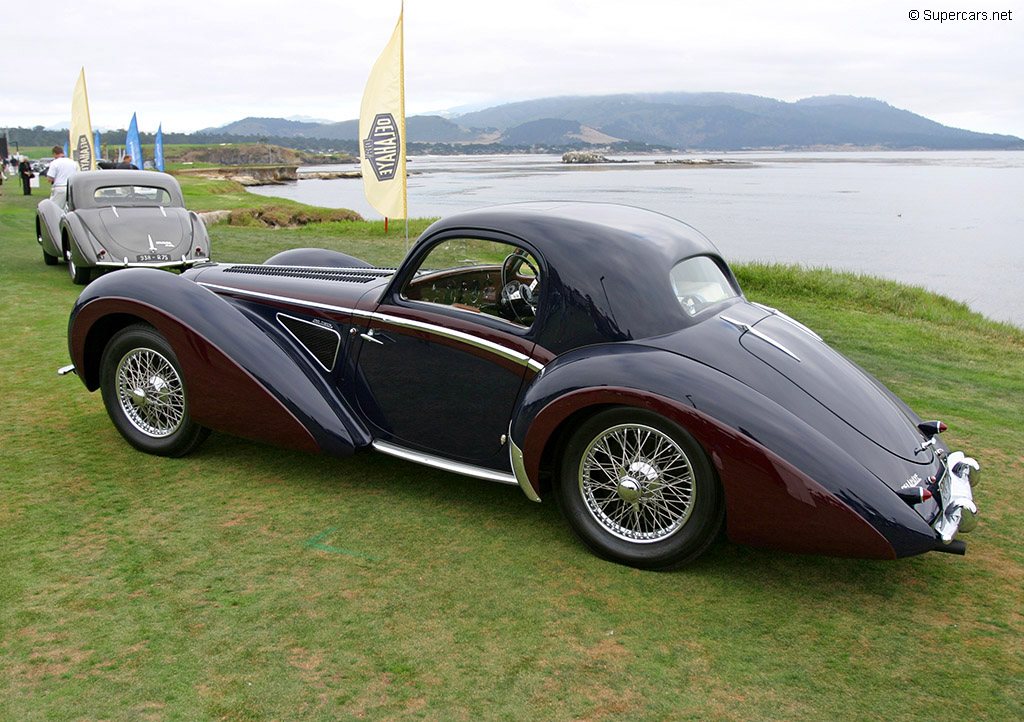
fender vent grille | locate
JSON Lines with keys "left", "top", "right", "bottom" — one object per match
{"left": 226, "top": 265, "right": 394, "bottom": 283}
{"left": 277, "top": 314, "right": 341, "bottom": 371}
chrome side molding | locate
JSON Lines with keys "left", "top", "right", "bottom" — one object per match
{"left": 372, "top": 440, "right": 519, "bottom": 487}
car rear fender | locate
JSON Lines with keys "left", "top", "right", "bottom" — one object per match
{"left": 69, "top": 268, "right": 370, "bottom": 457}
{"left": 511, "top": 344, "right": 937, "bottom": 559}
{"left": 188, "top": 210, "right": 211, "bottom": 251}
{"left": 36, "top": 200, "right": 62, "bottom": 255}
{"left": 61, "top": 214, "right": 98, "bottom": 266}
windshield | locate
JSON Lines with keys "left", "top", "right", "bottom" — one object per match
{"left": 670, "top": 256, "right": 739, "bottom": 316}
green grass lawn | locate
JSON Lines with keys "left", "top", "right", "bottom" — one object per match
{"left": 1, "top": 180, "right": 1021, "bottom": 721}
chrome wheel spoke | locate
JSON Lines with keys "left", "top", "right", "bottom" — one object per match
{"left": 115, "top": 347, "right": 185, "bottom": 438}
{"left": 579, "top": 423, "right": 696, "bottom": 543}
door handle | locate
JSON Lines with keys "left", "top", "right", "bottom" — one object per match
{"left": 359, "top": 330, "right": 385, "bottom": 345}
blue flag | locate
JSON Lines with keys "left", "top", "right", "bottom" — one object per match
{"left": 63, "top": 140, "right": 69, "bottom": 156}
{"left": 94, "top": 129, "right": 101, "bottom": 160}
{"left": 126, "top": 113, "right": 143, "bottom": 170}
{"left": 154, "top": 123, "right": 165, "bottom": 172}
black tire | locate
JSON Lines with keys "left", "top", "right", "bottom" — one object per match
{"left": 99, "top": 324, "right": 210, "bottom": 457}
{"left": 554, "top": 407, "right": 724, "bottom": 570}
{"left": 39, "top": 220, "right": 59, "bottom": 265}
{"left": 65, "top": 243, "right": 90, "bottom": 285}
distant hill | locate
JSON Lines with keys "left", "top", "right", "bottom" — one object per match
{"left": 200, "top": 92, "right": 1023, "bottom": 151}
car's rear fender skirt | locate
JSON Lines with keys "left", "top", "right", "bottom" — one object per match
{"left": 36, "top": 202, "right": 61, "bottom": 255}
{"left": 512, "top": 346, "right": 939, "bottom": 559}
{"left": 61, "top": 214, "right": 95, "bottom": 266}
{"left": 69, "top": 268, "right": 370, "bottom": 457}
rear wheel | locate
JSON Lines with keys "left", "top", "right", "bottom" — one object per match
{"left": 554, "top": 407, "right": 723, "bottom": 570}
{"left": 99, "top": 324, "right": 210, "bottom": 457}
{"left": 65, "top": 243, "right": 90, "bottom": 285}
{"left": 39, "top": 220, "right": 59, "bottom": 265}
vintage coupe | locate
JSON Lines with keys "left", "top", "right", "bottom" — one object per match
{"left": 36, "top": 169, "right": 211, "bottom": 285}
{"left": 62, "top": 202, "right": 980, "bottom": 569}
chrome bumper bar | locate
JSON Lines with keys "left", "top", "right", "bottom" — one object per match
{"left": 94, "top": 256, "right": 210, "bottom": 270}
{"left": 933, "top": 450, "right": 980, "bottom": 543}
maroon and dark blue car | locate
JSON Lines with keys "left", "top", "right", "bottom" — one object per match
{"left": 63, "top": 202, "right": 980, "bottom": 569}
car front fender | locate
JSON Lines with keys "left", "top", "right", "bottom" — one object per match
{"left": 511, "top": 344, "right": 938, "bottom": 559}
{"left": 69, "top": 268, "right": 371, "bottom": 457}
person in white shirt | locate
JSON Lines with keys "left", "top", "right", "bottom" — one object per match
{"left": 45, "top": 146, "right": 79, "bottom": 201}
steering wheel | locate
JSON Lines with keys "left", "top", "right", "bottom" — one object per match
{"left": 499, "top": 249, "right": 541, "bottom": 322}
{"left": 678, "top": 294, "right": 707, "bottom": 316}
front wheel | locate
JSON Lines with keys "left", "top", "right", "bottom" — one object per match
{"left": 99, "top": 324, "right": 210, "bottom": 457}
{"left": 554, "top": 408, "right": 724, "bottom": 570}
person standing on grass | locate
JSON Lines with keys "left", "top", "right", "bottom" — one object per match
{"left": 45, "top": 145, "right": 78, "bottom": 202}
{"left": 18, "top": 157, "right": 34, "bottom": 196}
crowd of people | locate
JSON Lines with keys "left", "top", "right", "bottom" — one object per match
{"left": 2, "top": 146, "right": 138, "bottom": 198}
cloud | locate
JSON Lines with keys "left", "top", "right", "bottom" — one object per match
{"left": 4, "top": 0, "right": 1021, "bottom": 135}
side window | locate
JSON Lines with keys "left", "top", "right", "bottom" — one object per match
{"left": 402, "top": 237, "right": 541, "bottom": 328}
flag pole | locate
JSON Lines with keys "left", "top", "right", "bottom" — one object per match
{"left": 401, "top": 0, "right": 408, "bottom": 253}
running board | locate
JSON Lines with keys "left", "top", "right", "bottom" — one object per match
{"left": 372, "top": 440, "right": 518, "bottom": 486}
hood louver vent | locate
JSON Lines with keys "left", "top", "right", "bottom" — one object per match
{"left": 226, "top": 265, "right": 394, "bottom": 283}
{"left": 277, "top": 314, "right": 341, "bottom": 371}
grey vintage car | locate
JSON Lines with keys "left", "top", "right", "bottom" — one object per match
{"left": 36, "top": 170, "right": 211, "bottom": 284}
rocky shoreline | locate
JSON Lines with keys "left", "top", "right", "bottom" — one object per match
{"left": 562, "top": 151, "right": 751, "bottom": 166}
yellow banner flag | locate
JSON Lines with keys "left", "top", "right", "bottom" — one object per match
{"left": 359, "top": 10, "right": 406, "bottom": 219}
{"left": 70, "top": 68, "right": 96, "bottom": 171}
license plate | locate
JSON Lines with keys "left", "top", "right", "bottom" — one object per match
{"left": 136, "top": 254, "right": 172, "bottom": 262}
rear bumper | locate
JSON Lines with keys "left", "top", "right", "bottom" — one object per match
{"left": 94, "top": 256, "right": 211, "bottom": 270}
{"left": 932, "top": 450, "right": 980, "bottom": 544}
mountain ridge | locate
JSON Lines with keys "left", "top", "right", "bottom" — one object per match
{"left": 201, "top": 92, "right": 1022, "bottom": 151}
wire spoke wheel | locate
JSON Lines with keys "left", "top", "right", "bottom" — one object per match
{"left": 99, "top": 324, "right": 209, "bottom": 457}
{"left": 556, "top": 408, "right": 723, "bottom": 570}
{"left": 579, "top": 423, "right": 695, "bottom": 542}
{"left": 115, "top": 348, "right": 186, "bottom": 437}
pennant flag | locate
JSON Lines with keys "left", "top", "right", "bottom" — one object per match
{"left": 126, "top": 113, "right": 143, "bottom": 170}
{"left": 94, "top": 129, "right": 101, "bottom": 160}
{"left": 69, "top": 68, "right": 95, "bottom": 171}
{"left": 154, "top": 123, "right": 165, "bottom": 172}
{"left": 359, "top": 7, "right": 406, "bottom": 219}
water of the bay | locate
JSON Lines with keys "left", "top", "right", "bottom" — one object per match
{"left": 248, "top": 151, "right": 1024, "bottom": 327}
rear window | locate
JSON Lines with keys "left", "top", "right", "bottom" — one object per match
{"left": 670, "top": 256, "right": 739, "bottom": 316}
{"left": 93, "top": 185, "right": 174, "bottom": 206}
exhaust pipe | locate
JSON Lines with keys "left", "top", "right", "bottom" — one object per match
{"left": 933, "top": 539, "right": 967, "bottom": 555}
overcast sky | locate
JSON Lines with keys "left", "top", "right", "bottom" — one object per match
{"left": 5, "top": 1, "right": 1022, "bottom": 137}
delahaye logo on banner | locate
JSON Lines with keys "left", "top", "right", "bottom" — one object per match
{"left": 362, "top": 113, "right": 400, "bottom": 182}
{"left": 73, "top": 134, "right": 93, "bottom": 172}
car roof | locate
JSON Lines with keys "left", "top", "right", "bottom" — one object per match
{"left": 424, "top": 201, "right": 721, "bottom": 259}
{"left": 68, "top": 170, "right": 185, "bottom": 208}
{"left": 419, "top": 202, "right": 736, "bottom": 345}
